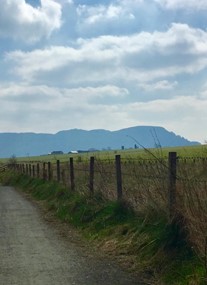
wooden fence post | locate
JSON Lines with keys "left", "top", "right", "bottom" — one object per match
{"left": 48, "top": 162, "right": 52, "bottom": 181}
{"left": 37, "top": 163, "right": 40, "bottom": 178}
{"left": 29, "top": 164, "right": 32, "bottom": 177}
{"left": 26, "top": 164, "right": 28, "bottom": 175}
{"left": 32, "top": 165, "right": 35, "bottom": 177}
{"left": 168, "top": 152, "right": 177, "bottom": 219}
{"left": 43, "top": 162, "right": 46, "bottom": 180}
{"left": 69, "top": 158, "right": 75, "bottom": 191}
{"left": 89, "top": 156, "right": 95, "bottom": 194}
{"left": 115, "top": 155, "right": 123, "bottom": 200}
{"left": 56, "top": 160, "right": 60, "bottom": 182}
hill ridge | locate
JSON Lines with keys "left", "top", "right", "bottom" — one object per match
{"left": 0, "top": 126, "right": 200, "bottom": 158}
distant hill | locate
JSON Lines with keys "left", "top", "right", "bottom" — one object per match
{"left": 0, "top": 126, "right": 200, "bottom": 158}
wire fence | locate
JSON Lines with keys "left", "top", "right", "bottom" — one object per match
{"left": 12, "top": 153, "right": 207, "bottom": 214}
{"left": 9, "top": 152, "right": 207, "bottom": 256}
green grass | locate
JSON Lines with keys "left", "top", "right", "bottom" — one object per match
{"left": 1, "top": 144, "right": 207, "bottom": 164}
{"left": 0, "top": 170, "right": 206, "bottom": 284}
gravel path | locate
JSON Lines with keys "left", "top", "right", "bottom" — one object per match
{"left": 0, "top": 186, "right": 141, "bottom": 285}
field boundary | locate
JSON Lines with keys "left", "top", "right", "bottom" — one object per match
{"left": 10, "top": 152, "right": 207, "bottom": 220}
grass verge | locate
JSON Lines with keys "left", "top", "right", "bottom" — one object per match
{"left": 0, "top": 171, "right": 206, "bottom": 285}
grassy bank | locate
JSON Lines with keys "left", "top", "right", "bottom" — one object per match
{"left": 0, "top": 170, "right": 205, "bottom": 285}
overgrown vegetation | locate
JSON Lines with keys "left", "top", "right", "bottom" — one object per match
{"left": 0, "top": 170, "right": 205, "bottom": 285}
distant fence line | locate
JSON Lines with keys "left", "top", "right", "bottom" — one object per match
{"left": 10, "top": 152, "right": 207, "bottom": 219}
{"left": 0, "top": 164, "right": 8, "bottom": 173}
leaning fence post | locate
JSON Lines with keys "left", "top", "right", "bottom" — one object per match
{"left": 168, "top": 152, "right": 177, "bottom": 219}
{"left": 69, "top": 158, "right": 75, "bottom": 191}
{"left": 115, "top": 155, "right": 123, "bottom": 200}
{"left": 89, "top": 156, "right": 95, "bottom": 194}
{"left": 57, "top": 160, "right": 60, "bottom": 182}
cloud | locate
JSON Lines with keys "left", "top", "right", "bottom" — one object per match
{"left": 155, "top": 0, "right": 207, "bottom": 10}
{"left": 75, "top": 0, "right": 161, "bottom": 36}
{"left": 5, "top": 23, "right": 207, "bottom": 89}
{"left": 76, "top": 1, "right": 137, "bottom": 24}
{"left": 139, "top": 80, "right": 178, "bottom": 92}
{"left": 120, "top": 95, "right": 207, "bottom": 142}
{"left": 0, "top": 84, "right": 128, "bottom": 106}
{"left": 0, "top": 83, "right": 206, "bottom": 142}
{"left": 0, "top": 0, "right": 62, "bottom": 43}
{"left": 0, "top": 83, "right": 130, "bottom": 132}
{"left": 72, "top": 0, "right": 207, "bottom": 39}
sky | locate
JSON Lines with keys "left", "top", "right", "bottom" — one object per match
{"left": 0, "top": 0, "right": 207, "bottom": 143}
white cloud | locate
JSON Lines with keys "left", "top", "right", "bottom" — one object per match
{"left": 139, "top": 80, "right": 178, "bottom": 92}
{"left": 5, "top": 23, "right": 207, "bottom": 86}
{"left": 77, "top": 3, "right": 131, "bottom": 24}
{"left": 0, "top": 83, "right": 128, "bottom": 106}
{"left": 75, "top": 0, "right": 207, "bottom": 39}
{"left": 75, "top": 0, "right": 159, "bottom": 37}
{"left": 54, "top": 0, "right": 73, "bottom": 4}
{"left": 121, "top": 95, "right": 207, "bottom": 142}
{"left": 0, "top": 83, "right": 206, "bottom": 142}
{"left": 0, "top": 0, "right": 62, "bottom": 43}
{"left": 0, "top": 83, "right": 130, "bottom": 132}
{"left": 155, "top": 0, "right": 207, "bottom": 10}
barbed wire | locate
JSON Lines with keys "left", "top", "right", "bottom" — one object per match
{"left": 17, "top": 153, "right": 207, "bottom": 184}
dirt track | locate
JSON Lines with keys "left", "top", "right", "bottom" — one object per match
{"left": 0, "top": 186, "right": 140, "bottom": 285}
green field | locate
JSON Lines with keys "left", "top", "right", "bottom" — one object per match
{"left": 1, "top": 144, "right": 206, "bottom": 164}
